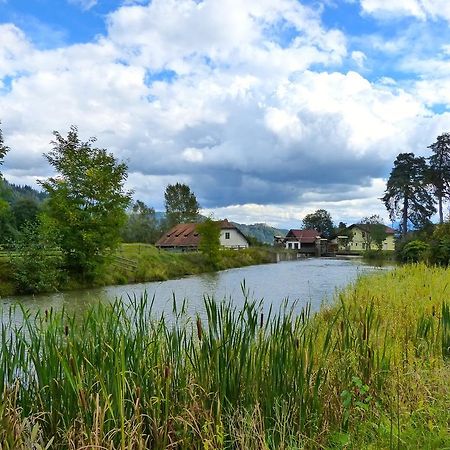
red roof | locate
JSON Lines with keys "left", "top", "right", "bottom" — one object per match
{"left": 155, "top": 219, "right": 241, "bottom": 248}
{"left": 285, "top": 229, "right": 321, "bottom": 244}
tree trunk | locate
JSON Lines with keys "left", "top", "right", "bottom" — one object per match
{"left": 402, "top": 196, "right": 408, "bottom": 237}
{"left": 439, "top": 194, "right": 443, "bottom": 224}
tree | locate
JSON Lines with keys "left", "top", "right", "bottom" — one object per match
{"left": 122, "top": 200, "right": 160, "bottom": 244}
{"left": 0, "top": 121, "right": 9, "bottom": 172}
{"left": 428, "top": 133, "right": 450, "bottom": 224}
{"left": 11, "top": 222, "right": 64, "bottom": 294}
{"left": 360, "top": 215, "right": 387, "bottom": 251}
{"left": 39, "top": 126, "right": 131, "bottom": 280}
{"left": 164, "top": 182, "right": 200, "bottom": 229}
{"left": 382, "top": 153, "right": 435, "bottom": 237}
{"left": 197, "top": 218, "right": 221, "bottom": 267}
{"left": 302, "top": 209, "right": 334, "bottom": 238}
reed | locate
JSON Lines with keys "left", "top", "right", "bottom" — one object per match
{"left": 0, "top": 263, "right": 449, "bottom": 449}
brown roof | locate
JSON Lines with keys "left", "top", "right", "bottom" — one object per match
{"left": 349, "top": 224, "right": 395, "bottom": 235}
{"left": 285, "top": 229, "right": 321, "bottom": 244}
{"left": 155, "top": 218, "right": 243, "bottom": 248}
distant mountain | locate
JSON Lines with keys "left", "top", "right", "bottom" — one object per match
{"left": 232, "top": 222, "right": 287, "bottom": 245}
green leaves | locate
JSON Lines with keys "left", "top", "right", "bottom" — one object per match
{"left": 164, "top": 182, "right": 200, "bottom": 229}
{"left": 39, "top": 126, "right": 132, "bottom": 281}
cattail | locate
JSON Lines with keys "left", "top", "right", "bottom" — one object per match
{"left": 260, "top": 312, "right": 264, "bottom": 328}
{"left": 65, "top": 325, "right": 69, "bottom": 336}
{"left": 196, "top": 317, "right": 202, "bottom": 341}
{"left": 44, "top": 309, "right": 48, "bottom": 322}
{"left": 164, "top": 365, "right": 171, "bottom": 379}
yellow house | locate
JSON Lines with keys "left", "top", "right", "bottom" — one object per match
{"left": 347, "top": 224, "right": 396, "bottom": 252}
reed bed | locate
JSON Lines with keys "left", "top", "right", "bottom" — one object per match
{"left": 1, "top": 263, "right": 449, "bottom": 449}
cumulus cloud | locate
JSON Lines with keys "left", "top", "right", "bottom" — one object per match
{"left": 0, "top": 0, "right": 447, "bottom": 226}
{"left": 359, "top": 0, "right": 450, "bottom": 22}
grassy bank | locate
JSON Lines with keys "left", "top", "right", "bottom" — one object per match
{"left": 0, "top": 244, "right": 281, "bottom": 295}
{"left": 1, "top": 264, "right": 449, "bottom": 449}
{"left": 103, "top": 244, "right": 279, "bottom": 286}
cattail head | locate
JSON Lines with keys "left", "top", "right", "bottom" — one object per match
{"left": 196, "top": 317, "right": 202, "bottom": 341}
{"left": 65, "top": 325, "right": 69, "bottom": 336}
{"left": 260, "top": 312, "right": 264, "bottom": 328}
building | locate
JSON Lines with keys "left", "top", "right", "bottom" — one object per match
{"left": 347, "top": 224, "right": 396, "bottom": 251}
{"left": 155, "top": 219, "right": 249, "bottom": 251}
{"left": 283, "top": 229, "right": 324, "bottom": 255}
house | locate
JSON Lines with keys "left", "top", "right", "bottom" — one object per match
{"left": 347, "top": 224, "right": 396, "bottom": 251}
{"left": 283, "top": 229, "right": 324, "bottom": 255}
{"left": 155, "top": 219, "right": 249, "bottom": 251}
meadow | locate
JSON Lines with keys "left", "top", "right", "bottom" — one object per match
{"left": 0, "top": 263, "right": 449, "bottom": 449}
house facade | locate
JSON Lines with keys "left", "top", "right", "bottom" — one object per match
{"left": 283, "top": 229, "right": 323, "bottom": 254}
{"left": 347, "top": 224, "right": 395, "bottom": 251}
{"left": 156, "top": 219, "right": 249, "bottom": 251}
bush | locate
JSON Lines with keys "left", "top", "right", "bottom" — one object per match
{"left": 401, "top": 240, "right": 430, "bottom": 263}
{"left": 11, "top": 222, "right": 64, "bottom": 294}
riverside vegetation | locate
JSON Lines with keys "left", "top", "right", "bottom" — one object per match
{"left": 0, "top": 263, "right": 449, "bottom": 449}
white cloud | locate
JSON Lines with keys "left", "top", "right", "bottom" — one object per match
{"left": 360, "top": 0, "right": 450, "bottom": 21}
{"left": 68, "top": 0, "right": 98, "bottom": 11}
{"left": 0, "top": 0, "right": 447, "bottom": 225}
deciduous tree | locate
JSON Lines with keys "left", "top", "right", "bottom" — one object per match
{"left": 0, "top": 122, "right": 8, "bottom": 171}
{"left": 197, "top": 218, "right": 221, "bottom": 267}
{"left": 302, "top": 209, "right": 334, "bottom": 238}
{"left": 360, "top": 215, "right": 387, "bottom": 251}
{"left": 122, "top": 200, "right": 160, "bottom": 244}
{"left": 164, "top": 182, "right": 200, "bottom": 229}
{"left": 39, "top": 126, "right": 131, "bottom": 280}
{"left": 428, "top": 132, "right": 450, "bottom": 224}
{"left": 382, "top": 153, "right": 435, "bottom": 237}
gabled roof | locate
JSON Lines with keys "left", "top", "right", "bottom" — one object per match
{"left": 284, "top": 229, "right": 321, "bottom": 244}
{"left": 155, "top": 219, "right": 248, "bottom": 247}
{"left": 348, "top": 224, "right": 396, "bottom": 235}
{"left": 156, "top": 223, "right": 199, "bottom": 247}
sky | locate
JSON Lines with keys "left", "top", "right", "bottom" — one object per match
{"left": 1, "top": 0, "right": 450, "bottom": 229}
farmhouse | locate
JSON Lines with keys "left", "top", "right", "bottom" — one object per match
{"left": 347, "top": 224, "right": 396, "bottom": 251}
{"left": 283, "top": 229, "right": 325, "bottom": 255}
{"left": 156, "top": 219, "right": 249, "bottom": 251}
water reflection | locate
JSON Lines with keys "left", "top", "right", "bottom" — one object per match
{"left": 1, "top": 258, "right": 391, "bottom": 324}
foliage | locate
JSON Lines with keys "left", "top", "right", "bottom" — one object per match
{"left": 360, "top": 215, "right": 387, "bottom": 251}
{"left": 197, "top": 217, "right": 221, "bottom": 266}
{"left": 428, "top": 223, "right": 450, "bottom": 266}
{"left": 10, "top": 222, "right": 64, "bottom": 294}
{"left": 428, "top": 132, "right": 450, "bottom": 224}
{"left": 302, "top": 209, "right": 334, "bottom": 238}
{"left": 0, "top": 121, "right": 9, "bottom": 171}
{"left": 401, "top": 239, "right": 430, "bottom": 263}
{"left": 121, "top": 200, "right": 160, "bottom": 244}
{"left": 1, "top": 265, "right": 450, "bottom": 448}
{"left": 382, "top": 153, "right": 435, "bottom": 237}
{"left": 164, "top": 182, "right": 200, "bottom": 229}
{"left": 39, "top": 126, "right": 131, "bottom": 281}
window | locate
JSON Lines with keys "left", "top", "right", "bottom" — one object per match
{"left": 294, "top": 242, "right": 299, "bottom": 249}
{"left": 225, "top": 232, "right": 230, "bottom": 239}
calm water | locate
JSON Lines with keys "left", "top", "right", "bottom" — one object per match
{"left": 1, "top": 258, "right": 389, "bottom": 323}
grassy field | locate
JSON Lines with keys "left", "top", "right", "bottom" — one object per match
{"left": 0, "top": 263, "right": 449, "bottom": 449}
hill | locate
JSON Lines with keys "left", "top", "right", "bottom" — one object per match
{"left": 232, "top": 222, "right": 287, "bottom": 245}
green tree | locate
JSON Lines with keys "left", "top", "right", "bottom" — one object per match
{"left": 11, "top": 196, "right": 41, "bottom": 230}
{"left": 39, "top": 126, "right": 131, "bottom": 280}
{"left": 0, "top": 121, "right": 9, "bottom": 171}
{"left": 164, "top": 182, "right": 200, "bottom": 229}
{"left": 11, "top": 222, "right": 63, "bottom": 294}
{"left": 382, "top": 153, "right": 435, "bottom": 237}
{"left": 360, "top": 215, "right": 387, "bottom": 251}
{"left": 197, "top": 218, "right": 221, "bottom": 267}
{"left": 302, "top": 209, "right": 334, "bottom": 238}
{"left": 122, "top": 200, "right": 160, "bottom": 243}
{"left": 428, "top": 133, "right": 450, "bottom": 224}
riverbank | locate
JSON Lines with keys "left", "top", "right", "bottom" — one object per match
{"left": 0, "top": 244, "right": 290, "bottom": 296}
{"left": 1, "top": 263, "right": 449, "bottom": 448}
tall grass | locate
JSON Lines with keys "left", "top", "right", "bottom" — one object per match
{"left": 1, "top": 263, "right": 449, "bottom": 449}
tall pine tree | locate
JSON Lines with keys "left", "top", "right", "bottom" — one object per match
{"left": 382, "top": 153, "right": 435, "bottom": 237}
{"left": 428, "top": 132, "right": 450, "bottom": 224}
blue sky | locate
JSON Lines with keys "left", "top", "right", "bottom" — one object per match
{"left": 1, "top": 0, "right": 450, "bottom": 227}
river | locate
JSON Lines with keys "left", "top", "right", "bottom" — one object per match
{"left": 1, "top": 257, "right": 390, "bottom": 323}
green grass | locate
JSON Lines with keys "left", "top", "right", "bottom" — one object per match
{"left": 0, "top": 263, "right": 449, "bottom": 448}
{"left": 102, "top": 244, "right": 277, "bottom": 286}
